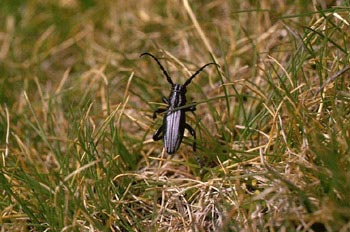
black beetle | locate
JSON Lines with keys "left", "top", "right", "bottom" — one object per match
{"left": 141, "top": 52, "right": 218, "bottom": 154}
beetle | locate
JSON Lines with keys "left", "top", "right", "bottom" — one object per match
{"left": 141, "top": 52, "right": 218, "bottom": 154}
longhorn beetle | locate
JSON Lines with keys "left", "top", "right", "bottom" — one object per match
{"left": 141, "top": 52, "right": 218, "bottom": 154}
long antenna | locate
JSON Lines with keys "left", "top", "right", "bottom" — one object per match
{"left": 140, "top": 52, "right": 174, "bottom": 86}
{"left": 183, "top": 62, "right": 219, "bottom": 86}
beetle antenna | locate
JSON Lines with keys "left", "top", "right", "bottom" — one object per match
{"left": 140, "top": 52, "right": 174, "bottom": 86}
{"left": 184, "top": 62, "right": 219, "bottom": 86}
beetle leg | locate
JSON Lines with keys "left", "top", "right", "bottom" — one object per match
{"left": 153, "top": 125, "right": 164, "bottom": 141}
{"left": 185, "top": 102, "right": 196, "bottom": 112}
{"left": 188, "top": 105, "right": 196, "bottom": 112}
{"left": 185, "top": 123, "right": 196, "bottom": 152}
{"left": 152, "top": 97, "right": 169, "bottom": 119}
{"left": 185, "top": 123, "right": 203, "bottom": 168}
{"left": 162, "top": 96, "right": 169, "bottom": 104}
{"left": 153, "top": 108, "right": 167, "bottom": 119}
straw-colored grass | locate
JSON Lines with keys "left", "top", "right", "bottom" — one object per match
{"left": 1, "top": 1, "right": 350, "bottom": 231}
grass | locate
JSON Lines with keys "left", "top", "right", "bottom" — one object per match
{"left": 1, "top": 0, "right": 350, "bottom": 231}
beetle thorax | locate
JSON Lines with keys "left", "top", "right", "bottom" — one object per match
{"left": 169, "top": 84, "right": 187, "bottom": 108}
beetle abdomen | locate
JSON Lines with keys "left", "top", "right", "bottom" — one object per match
{"left": 164, "top": 110, "right": 185, "bottom": 154}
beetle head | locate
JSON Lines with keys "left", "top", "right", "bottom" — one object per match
{"left": 169, "top": 84, "right": 187, "bottom": 107}
{"left": 172, "top": 84, "right": 186, "bottom": 93}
